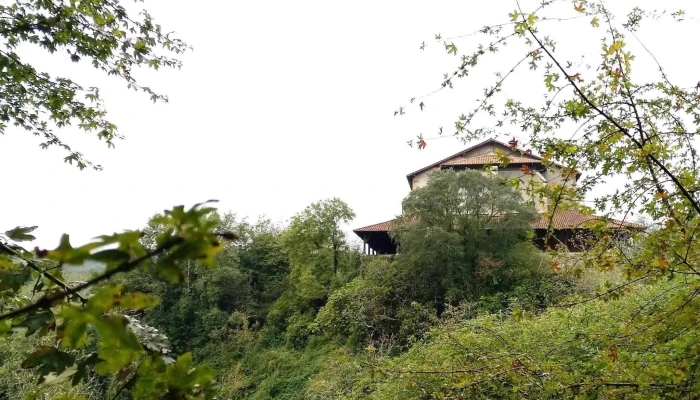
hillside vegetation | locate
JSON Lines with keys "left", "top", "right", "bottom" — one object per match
{"left": 3, "top": 0, "right": 700, "bottom": 398}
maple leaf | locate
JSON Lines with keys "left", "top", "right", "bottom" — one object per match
{"left": 655, "top": 190, "right": 669, "bottom": 199}
{"left": 591, "top": 16, "right": 600, "bottom": 27}
{"left": 520, "top": 164, "right": 531, "bottom": 175}
{"left": 542, "top": 152, "right": 551, "bottom": 161}
{"left": 550, "top": 262, "right": 561, "bottom": 272}
{"left": 446, "top": 43, "right": 458, "bottom": 55}
{"left": 508, "top": 137, "right": 518, "bottom": 149}
{"left": 574, "top": 2, "right": 585, "bottom": 13}
{"left": 419, "top": 102, "right": 425, "bottom": 111}
{"left": 417, "top": 139, "right": 427, "bottom": 150}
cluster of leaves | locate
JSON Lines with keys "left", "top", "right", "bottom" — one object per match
{"left": 0, "top": 201, "right": 234, "bottom": 399}
{"left": 0, "top": 0, "right": 189, "bottom": 169}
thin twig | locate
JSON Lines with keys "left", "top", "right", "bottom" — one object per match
{"left": 0, "top": 237, "right": 184, "bottom": 322}
{"left": 0, "top": 242, "right": 87, "bottom": 303}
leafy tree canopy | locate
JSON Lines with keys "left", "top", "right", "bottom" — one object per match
{"left": 392, "top": 169, "right": 542, "bottom": 303}
{"left": 0, "top": 0, "right": 188, "bottom": 169}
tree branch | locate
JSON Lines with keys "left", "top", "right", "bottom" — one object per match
{"left": 0, "top": 242, "right": 87, "bottom": 303}
{"left": 0, "top": 237, "right": 184, "bottom": 322}
{"left": 524, "top": 22, "right": 700, "bottom": 217}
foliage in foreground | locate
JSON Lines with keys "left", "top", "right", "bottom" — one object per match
{"left": 1, "top": 202, "right": 232, "bottom": 399}
{"left": 307, "top": 279, "right": 700, "bottom": 399}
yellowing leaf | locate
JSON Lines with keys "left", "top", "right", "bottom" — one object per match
{"left": 512, "top": 307, "right": 523, "bottom": 321}
{"left": 655, "top": 191, "right": 669, "bottom": 199}
{"left": 607, "top": 41, "right": 624, "bottom": 55}
{"left": 656, "top": 256, "right": 670, "bottom": 269}
{"left": 574, "top": 3, "right": 585, "bottom": 13}
{"left": 591, "top": 16, "right": 600, "bottom": 27}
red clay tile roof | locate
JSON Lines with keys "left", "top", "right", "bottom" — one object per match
{"left": 442, "top": 154, "right": 541, "bottom": 166}
{"left": 354, "top": 210, "right": 640, "bottom": 233}
{"left": 353, "top": 220, "right": 395, "bottom": 232}
{"left": 531, "top": 210, "right": 641, "bottom": 229}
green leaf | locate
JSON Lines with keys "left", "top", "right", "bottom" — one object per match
{"left": 512, "top": 307, "right": 523, "bottom": 321}
{"left": 165, "top": 352, "right": 214, "bottom": 391}
{"left": 60, "top": 308, "right": 91, "bottom": 349}
{"left": 591, "top": 16, "right": 600, "bottom": 27}
{"left": 119, "top": 292, "right": 159, "bottom": 310}
{"left": 4, "top": 226, "right": 38, "bottom": 242}
{"left": 0, "top": 320, "right": 10, "bottom": 334}
{"left": 21, "top": 345, "right": 75, "bottom": 383}
{"left": 155, "top": 259, "right": 184, "bottom": 283}
{"left": 93, "top": 314, "right": 143, "bottom": 374}
{"left": 446, "top": 43, "right": 458, "bottom": 55}
{"left": 0, "top": 262, "right": 31, "bottom": 293}
{"left": 15, "top": 310, "right": 55, "bottom": 337}
{"left": 85, "top": 284, "right": 122, "bottom": 314}
{"left": 88, "top": 249, "right": 130, "bottom": 264}
{"left": 93, "top": 231, "right": 143, "bottom": 247}
{"left": 133, "top": 355, "right": 168, "bottom": 397}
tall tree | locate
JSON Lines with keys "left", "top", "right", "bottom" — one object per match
{"left": 392, "top": 169, "right": 540, "bottom": 304}
{"left": 267, "top": 199, "right": 357, "bottom": 347}
{"left": 283, "top": 198, "right": 356, "bottom": 278}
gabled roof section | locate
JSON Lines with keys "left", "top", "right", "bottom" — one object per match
{"left": 405, "top": 138, "right": 579, "bottom": 187}
{"left": 443, "top": 154, "right": 541, "bottom": 167}
{"left": 353, "top": 220, "right": 395, "bottom": 233}
{"left": 406, "top": 138, "right": 505, "bottom": 181}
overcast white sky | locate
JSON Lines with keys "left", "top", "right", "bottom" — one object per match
{"left": 1, "top": 0, "right": 698, "bottom": 248}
